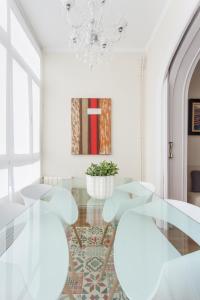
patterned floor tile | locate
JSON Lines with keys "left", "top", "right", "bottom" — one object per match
{"left": 85, "top": 256, "right": 104, "bottom": 273}
{"left": 82, "top": 272, "right": 108, "bottom": 295}
{"left": 60, "top": 226, "right": 128, "bottom": 300}
{"left": 105, "top": 261, "right": 115, "bottom": 273}
{"left": 63, "top": 272, "right": 84, "bottom": 295}
{"left": 74, "top": 256, "right": 85, "bottom": 272}
{"left": 85, "top": 246, "right": 105, "bottom": 258}
{"left": 88, "top": 227, "right": 104, "bottom": 236}
{"left": 113, "top": 290, "right": 129, "bottom": 300}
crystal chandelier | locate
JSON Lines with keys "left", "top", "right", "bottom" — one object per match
{"left": 60, "top": 0, "right": 128, "bottom": 68}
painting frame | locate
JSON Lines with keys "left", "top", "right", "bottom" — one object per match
{"left": 71, "top": 98, "right": 112, "bottom": 155}
{"left": 188, "top": 99, "right": 200, "bottom": 135}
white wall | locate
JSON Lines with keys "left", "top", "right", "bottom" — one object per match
{"left": 144, "top": 0, "right": 200, "bottom": 195}
{"left": 42, "top": 53, "right": 143, "bottom": 179}
{"left": 188, "top": 61, "right": 200, "bottom": 191}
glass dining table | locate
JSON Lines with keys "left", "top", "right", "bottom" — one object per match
{"left": 1, "top": 177, "right": 200, "bottom": 300}
{"left": 50, "top": 177, "right": 200, "bottom": 300}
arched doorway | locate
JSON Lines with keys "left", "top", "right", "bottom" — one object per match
{"left": 167, "top": 8, "right": 200, "bottom": 201}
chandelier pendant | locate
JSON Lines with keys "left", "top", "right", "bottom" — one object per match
{"left": 60, "top": 0, "right": 128, "bottom": 69}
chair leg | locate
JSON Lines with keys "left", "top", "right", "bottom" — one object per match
{"left": 99, "top": 227, "right": 116, "bottom": 281}
{"left": 101, "top": 223, "right": 111, "bottom": 245}
{"left": 72, "top": 224, "right": 82, "bottom": 248}
{"left": 108, "top": 278, "right": 119, "bottom": 300}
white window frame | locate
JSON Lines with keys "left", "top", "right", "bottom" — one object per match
{"left": 0, "top": 0, "right": 42, "bottom": 202}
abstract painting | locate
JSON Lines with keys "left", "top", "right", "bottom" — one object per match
{"left": 71, "top": 98, "right": 111, "bottom": 155}
{"left": 188, "top": 99, "right": 200, "bottom": 135}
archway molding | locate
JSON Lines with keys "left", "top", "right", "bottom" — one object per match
{"left": 167, "top": 8, "right": 200, "bottom": 201}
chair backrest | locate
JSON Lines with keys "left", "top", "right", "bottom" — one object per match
{"left": 103, "top": 181, "right": 155, "bottom": 223}
{"left": 156, "top": 200, "right": 200, "bottom": 299}
{"left": 0, "top": 262, "right": 34, "bottom": 300}
{"left": 0, "top": 202, "right": 25, "bottom": 231}
{"left": 44, "top": 187, "right": 78, "bottom": 226}
{"left": 154, "top": 250, "right": 200, "bottom": 300}
{"left": 20, "top": 184, "right": 52, "bottom": 206}
{"left": 114, "top": 199, "right": 200, "bottom": 300}
{"left": 114, "top": 208, "right": 180, "bottom": 300}
{"left": 20, "top": 184, "right": 52, "bottom": 200}
{"left": 0, "top": 203, "right": 69, "bottom": 300}
{"left": 139, "top": 181, "right": 156, "bottom": 193}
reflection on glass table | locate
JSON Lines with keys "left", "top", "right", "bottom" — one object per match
{"left": 54, "top": 177, "right": 157, "bottom": 299}
{"left": 2, "top": 177, "right": 199, "bottom": 300}
{"left": 0, "top": 201, "right": 69, "bottom": 300}
{"left": 55, "top": 177, "right": 200, "bottom": 300}
{"left": 114, "top": 196, "right": 200, "bottom": 300}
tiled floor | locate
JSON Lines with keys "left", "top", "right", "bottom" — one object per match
{"left": 61, "top": 225, "right": 127, "bottom": 300}
{"left": 163, "top": 226, "right": 200, "bottom": 255}
{"left": 60, "top": 201, "right": 200, "bottom": 300}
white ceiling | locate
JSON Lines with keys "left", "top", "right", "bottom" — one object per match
{"left": 17, "top": 0, "right": 170, "bottom": 52}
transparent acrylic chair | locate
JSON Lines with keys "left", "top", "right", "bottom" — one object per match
{"left": 20, "top": 183, "right": 52, "bottom": 206}
{"left": 0, "top": 201, "right": 69, "bottom": 300}
{"left": 113, "top": 198, "right": 200, "bottom": 300}
{"left": 100, "top": 181, "right": 155, "bottom": 279}
{"left": 42, "top": 186, "right": 82, "bottom": 286}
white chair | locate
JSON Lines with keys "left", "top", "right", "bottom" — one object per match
{"left": 0, "top": 262, "right": 34, "bottom": 300}
{"left": 100, "top": 181, "right": 155, "bottom": 278}
{"left": 0, "top": 202, "right": 70, "bottom": 300}
{"left": 20, "top": 184, "right": 81, "bottom": 246}
{"left": 112, "top": 198, "right": 200, "bottom": 300}
{"left": 102, "top": 181, "right": 156, "bottom": 224}
{"left": 45, "top": 187, "right": 78, "bottom": 225}
{"left": 139, "top": 181, "right": 156, "bottom": 194}
{"left": 42, "top": 186, "right": 82, "bottom": 282}
{"left": 22, "top": 185, "right": 81, "bottom": 284}
{"left": 21, "top": 185, "right": 81, "bottom": 247}
{"left": 101, "top": 181, "right": 155, "bottom": 243}
{"left": 0, "top": 202, "right": 26, "bottom": 231}
{"left": 20, "top": 184, "right": 52, "bottom": 206}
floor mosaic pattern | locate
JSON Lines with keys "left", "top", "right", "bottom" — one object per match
{"left": 60, "top": 226, "right": 128, "bottom": 300}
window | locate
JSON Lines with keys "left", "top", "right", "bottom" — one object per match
{"left": 11, "top": 11, "right": 40, "bottom": 79}
{"left": 32, "top": 81, "right": 40, "bottom": 153}
{"left": 13, "top": 60, "right": 30, "bottom": 154}
{"left": 14, "top": 162, "right": 40, "bottom": 192}
{"left": 31, "top": 161, "right": 41, "bottom": 183}
{"left": 0, "top": 44, "right": 7, "bottom": 155}
{"left": 0, "top": 4, "right": 41, "bottom": 202}
{"left": 0, "top": 0, "right": 7, "bottom": 31}
{"left": 0, "top": 169, "right": 8, "bottom": 199}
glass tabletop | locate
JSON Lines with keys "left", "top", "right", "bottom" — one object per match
{"left": 114, "top": 197, "right": 200, "bottom": 300}
{"left": 0, "top": 201, "right": 68, "bottom": 300}
{"left": 1, "top": 178, "right": 200, "bottom": 300}
{"left": 39, "top": 177, "right": 157, "bottom": 299}
{"left": 49, "top": 177, "right": 154, "bottom": 227}
{"left": 44, "top": 177, "right": 200, "bottom": 300}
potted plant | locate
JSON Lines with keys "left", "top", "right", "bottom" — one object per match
{"left": 86, "top": 161, "right": 119, "bottom": 199}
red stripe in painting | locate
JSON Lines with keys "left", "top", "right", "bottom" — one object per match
{"left": 89, "top": 98, "right": 98, "bottom": 154}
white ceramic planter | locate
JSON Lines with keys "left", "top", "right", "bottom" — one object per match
{"left": 86, "top": 175, "right": 114, "bottom": 199}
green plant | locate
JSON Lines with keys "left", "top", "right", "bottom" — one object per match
{"left": 86, "top": 161, "right": 119, "bottom": 176}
